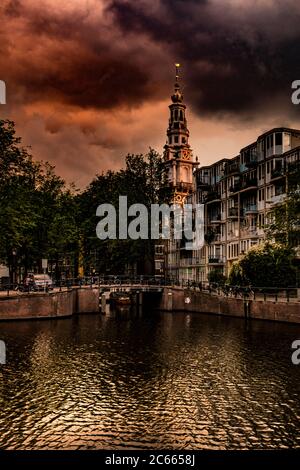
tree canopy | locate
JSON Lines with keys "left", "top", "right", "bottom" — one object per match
{"left": 0, "top": 120, "right": 169, "bottom": 281}
{"left": 0, "top": 120, "right": 78, "bottom": 281}
{"left": 228, "top": 241, "right": 297, "bottom": 288}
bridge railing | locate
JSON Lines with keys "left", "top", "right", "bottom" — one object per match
{"left": 0, "top": 275, "right": 177, "bottom": 297}
{"left": 181, "top": 281, "right": 299, "bottom": 302}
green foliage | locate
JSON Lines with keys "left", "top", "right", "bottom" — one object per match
{"left": 207, "top": 269, "right": 227, "bottom": 285}
{"left": 0, "top": 121, "right": 169, "bottom": 279}
{"left": 228, "top": 241, "right": 297, "bottom": 287}
{"left": 266, "top": 166, "right": 300, "bottom": 247}
{"left": 77, "top": 149, "right": 170, "bottom": 275}
{"left": 0, "top": 120, "right": 78, "bottom": 280}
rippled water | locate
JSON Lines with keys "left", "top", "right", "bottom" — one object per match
{"left": 0, "top": 310, "right": 300, "bottom": 450}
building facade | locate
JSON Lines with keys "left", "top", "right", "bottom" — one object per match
{"left": 175, "top": 128, "right": 300, "bottom": 284}
{"left": 156, "top": 68, "right": 300, "bottom": 284}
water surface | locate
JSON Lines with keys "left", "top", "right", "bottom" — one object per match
{"left": 0, "top": 310, "right": 300, "bottom": 449}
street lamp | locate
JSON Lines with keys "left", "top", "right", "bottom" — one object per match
{"left": 12, "top": 248, "right": 17, "bottom": 286}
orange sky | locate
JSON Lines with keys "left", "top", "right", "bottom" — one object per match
{"left": 1, "top": 0, "right": 300, "bottom": 187}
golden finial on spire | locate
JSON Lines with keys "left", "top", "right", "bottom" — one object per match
{"left": 171, "top": 63, "right": 183, "bottom": 103}
{"left": 175, "top": 63, "right": 180, "bottom": 82}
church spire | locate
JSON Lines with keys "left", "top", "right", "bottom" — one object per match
{"left": 163, "top": 64, "right": 198, "bottom": 203}
{"left": 172, "top": 63, "right": 183, "bottom": 103}
{"left": 164, "top": 63, "right": 190, "bottom": 156}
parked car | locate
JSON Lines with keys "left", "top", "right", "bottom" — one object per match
{"left": 23, "top": 273, "right": 53, "bottom": 291}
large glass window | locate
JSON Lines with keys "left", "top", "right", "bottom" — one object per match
{"left": 275, "top": 132, "right": 283, "bottom": 146}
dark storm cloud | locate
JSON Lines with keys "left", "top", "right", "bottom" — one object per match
{"left": 3, "top": 0, "right": 300, "bottom": 116}
{"left": 1, "top": 0, "right": 300, "bottom": 186}
{"left": 109, "top": 0, "right": 300, "bottom": 116}
{"left": 0, "top": 0, "right": 167, "bottom": 111}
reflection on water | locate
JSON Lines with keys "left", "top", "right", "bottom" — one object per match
{"left": 0, "top": 309, "right": 300, "bottom": 449}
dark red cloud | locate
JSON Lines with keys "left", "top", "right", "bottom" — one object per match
{"left": 1, "top": 0, "right": 300, "bottom": 187}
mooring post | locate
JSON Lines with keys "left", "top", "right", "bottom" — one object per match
{"left": 167, "top": 291, "right": 173, "bottom": 311}
{"left": 101, "top": 293, "right": 107, "bottom": 314}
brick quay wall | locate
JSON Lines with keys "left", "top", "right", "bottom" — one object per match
{"left": 159, "top": 287, "right": 300, "bottom": 324}
{"left": 0, "top": 286, "right": 299, "bottom": 324}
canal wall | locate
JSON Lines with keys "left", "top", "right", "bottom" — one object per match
{"left": 0, "top": 286, "right": 299, "bottom": 323}
{"left": 0, "top": 290, "right": 74, "bottom": 321}
{"left": 0, "top": 288, "right": 100, "bottom": 321}
{"left": 159, "top": 287, "right": 300, "bottom": 324}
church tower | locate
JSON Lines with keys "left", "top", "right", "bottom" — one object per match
{"left": 163, "top": 64, "right": 198, "bottom": 204}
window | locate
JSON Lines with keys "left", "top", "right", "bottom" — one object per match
{"left": 155, "top": 245, "right": 164, "bottom": 255}
{"left": 174, "top": 136, "right": 179, "bottom": 143}
{"left": 182, "top": 137, "right": 186, "bottom": 144}
{"left": 275, "top": 184, "right": 285, "bottom": 196}
{"left": 155, "top": 260, "right": 163, "bottom": 271}
{"left": 267, "top": 134, "right": 273, "bottom": 149}
{"left": 258, "top": 214, "right": 265, "bottom": 228}
{"left": 180, "top": 110, "right": 184, "bottom": 121}
{"left": 259, "top": 188, "right": 265, "bottom": 201}
{"left": 275, "top": 132, "right": 282, "bottom": 146}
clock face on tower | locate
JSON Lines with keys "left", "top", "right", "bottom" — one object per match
{"left": 181, "top": 149, "right": 190, "bottom": 160}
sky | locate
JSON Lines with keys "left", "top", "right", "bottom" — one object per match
{"left": 1, "top": 0, "right": 300, "bottom": 187}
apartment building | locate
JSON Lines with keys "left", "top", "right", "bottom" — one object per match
{"left": 156, "top": 68, "right": 300, "bottom": 283}
{"left": 176, "top": 127, "right": 300, "bottom": 284}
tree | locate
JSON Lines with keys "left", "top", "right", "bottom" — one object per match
{"left": 77, "top": 149, "right": 170, "bottom": 275}
{"left": 266, "top": 165, "right": 300, "bottom": 247}
{"left": 207, "top": 269, "right": 227, "bottom": 285}
{"left": 228, "top": 241, "right": 297, "bottom": 288}
{"left": 0, "top": 120, "right": 78, "bottom": 281}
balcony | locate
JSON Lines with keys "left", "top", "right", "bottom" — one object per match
{"left": 287, "top": 161, "right": 300, "bottom": 173}
{"left": 209, "top": 214, "right": 222, "bottom": 224}
{"left": 245, "top": 157, "right": 258, "bottom": 168}
{"left": 196, "top": 178, "right": 210, "bottom": 190}
{"left": 229, "top": 183, "right": 241, "bottom": 193}
{"left": 239, "top": 178, "right": 257, "bottom": 192}
{"left": 225, "top": 162, "right": 240, "bottom": 176}
{"left": 267, "top": 194, "right": 285, "bottom": 206}
{"left": 208, "top": 257, "right": 225, "bottom": 265}
{"left": 179, "top": 258, "right": 204, "bottom": 267}
{"left": 228, "top": 230, "right": 239, "bottom": 240}
{"left": 244, "top": 204, "right": 258, "bottom": 214}
{"left": 204, "top": 191, "right": 221, "bottom": 203}
{"left": 228, "top": 207, "right": 243, "bottom": 218}
{"left": 271, "top": 167, "right": 284, "bottom": 181}
{"left": 212, "top": 233, "right": 221, "bottom": 243}
{"left": 240, "top": 228, "right": 258, "bottom": 238}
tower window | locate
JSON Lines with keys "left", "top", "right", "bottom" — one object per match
{"left": 174, "top": 136, "right": 179, "bottom": 143}
{"left": 180, "top": 110, "right": 184, "bottom": 121}
{"left": 174, "top": 109, "right": 179, "bottom": 121}
{"left": 182, "top": 137, "right": 186, "bottom": 144}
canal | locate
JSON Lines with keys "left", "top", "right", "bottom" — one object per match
{"left": 0, "top": 310, "right": 300, "bottom": 449}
